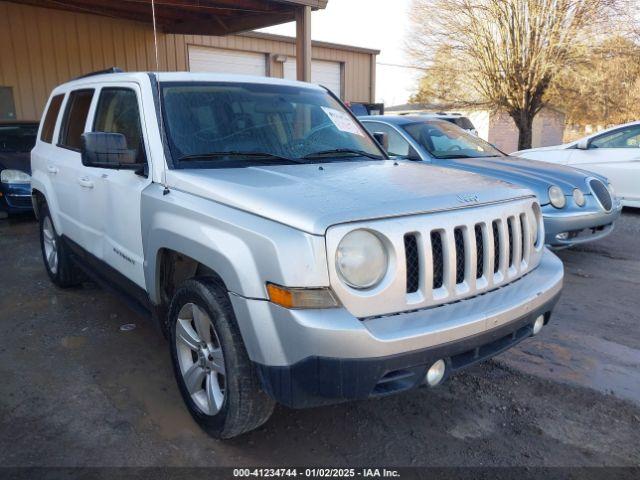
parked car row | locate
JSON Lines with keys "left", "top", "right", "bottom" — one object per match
{"left": 514, "top": 121, "right": 640, "bottom": 209}
{"left": 0, "top": 121, "right": 38, "bottom": 217}
{"left": 5, "top": 70, "right": 636, "bottom": 440}
{"left": 360, "top": 115, "right": 622, "bottom": 248}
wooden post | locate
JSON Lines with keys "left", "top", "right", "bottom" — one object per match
{"left": 295, "top": 6, "right": 311, "bottom": 82}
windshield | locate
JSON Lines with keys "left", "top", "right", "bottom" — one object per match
{"left": 161, "top": 82, "right": 383, "bottom": 167}
{"left": 0, "top": 124, "right": 38, "bottom": 153}
{"left": 404, "top": 120, "right": 503, "bottom": 159}
{"left": 448, "top": 117, "right": 474, "bottom": 130}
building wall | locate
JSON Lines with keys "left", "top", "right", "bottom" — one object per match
{"left": 484, "top": 109, "right": 565, "bottom": 153}
{"left": 487, "top": 112, "right": 520, "bottom": 153}
{"left": 0, "top": 1, "right": 376, "bottom": 121}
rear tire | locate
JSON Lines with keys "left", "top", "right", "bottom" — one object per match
{"left": 38, "top": 203, "right": 81, "bottom": 288}
{"left": 168, "top": 277, "right": 275, "bottom": 439}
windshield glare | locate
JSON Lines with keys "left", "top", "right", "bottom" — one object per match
{"left": 161, "top": 82, "right": 382, "bottom": 166}
{"left": 404, "top": 120, "right": 503, "bottom": 159}
{"left": 0, "top": 124, "right": 38, "bottom": 153}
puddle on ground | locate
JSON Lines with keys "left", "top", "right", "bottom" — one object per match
{"left": 504, "top": 333, "right": 640, "bottom": 406}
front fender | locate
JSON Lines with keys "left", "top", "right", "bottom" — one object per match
{"left": 140, "top": 184, "right": 330, "bottom": 305}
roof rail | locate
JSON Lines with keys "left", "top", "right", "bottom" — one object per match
{"left": 73, "top": 67, "right": 123, "bottom": 80}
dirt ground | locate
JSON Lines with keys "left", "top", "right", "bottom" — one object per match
{"left": 1, "top": 211, "right": 640, "bottom": 468}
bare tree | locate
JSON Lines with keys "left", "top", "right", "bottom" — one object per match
{"left": 408, "top": 0, "right": 629, "bottom": 150}
{"left": 549, "top": 36, "right": 640, "bottom": 127}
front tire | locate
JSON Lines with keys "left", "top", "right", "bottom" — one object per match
{"left": 168, "top": 277, "right": 275, "bottom": 439}
{"left": 39, "top": 203, "right": 81, "bottom": 288}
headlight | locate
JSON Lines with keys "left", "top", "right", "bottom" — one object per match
{"left": 607, "top": 183, "right": 615, "bottom": 198}
{"left": 336, "top": 229, "right": 388, "bottom": 289}
{"left": 0, "top": 169, "right": 31, "bottom": 184}
{"left": 573, "top": 188, "right": 585, "bottom": 207}
{"left": 548, "top": 185, "right": 566, "bottom": 209}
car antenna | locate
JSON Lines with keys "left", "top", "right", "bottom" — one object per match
{"left": 151, "top": 0, "right": 170, "bottom": 195}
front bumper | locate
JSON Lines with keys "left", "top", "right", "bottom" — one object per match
{"left": 230, "top": 250, "right": 563, "bottom": 408}
{"left": 543, "top": 201, "right": 622, "bottom": 247}
{"left": 0, "top": 183, "right": 33, "bottom": 214}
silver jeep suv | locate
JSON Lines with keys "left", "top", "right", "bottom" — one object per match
{"left": 31, "top": 71, "right": 563, "bottom": 438}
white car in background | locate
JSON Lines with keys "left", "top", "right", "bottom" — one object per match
{"left": 515, "top": 121, "right": 640, "bottom": 208}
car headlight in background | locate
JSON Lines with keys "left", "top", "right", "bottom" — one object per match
{"left": 573, "top": 188, "right": 585, "bottom": 207}
{"left": 548, "top": 185, "right": 566, "bottom": 209}
{"left": 0, "top": 169, "right": 31, "bottom": 184}
{"left": 336, "top": 229, "right": 388, "bottom": 289}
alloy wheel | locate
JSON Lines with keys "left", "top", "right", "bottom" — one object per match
{"left": 175, "top": 302, "right": 226, "bottom": 415}
{"left": 42, "top": 216, "right": 58, "bottom": 275}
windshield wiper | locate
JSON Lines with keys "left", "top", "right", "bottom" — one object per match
{"left": 434, "top": 153, "right": 482, "bottom": 159}
{"left": 177, "top": 151, "right": 305, "bottom": 164}
{"left": 302, "top": 148, "right": 383, "bottom": 160}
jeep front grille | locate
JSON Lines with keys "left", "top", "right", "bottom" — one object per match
{"left": 404, "top": 212, "right": 533, "bottom": 295}
{"left": 404, "top": 234, "right": 420, "bottom": 294}
{"left": 326, "top": 197, "right": 544, "bottom": 319}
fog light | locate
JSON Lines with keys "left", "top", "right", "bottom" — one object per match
{"left": 426, "top": 359, "right": 446, "bottom": 386}
{"left": 532, "top": 315, "right": 545, "bottom": 335}
{"left": 556, "top": 232, "right": 569, "bottom": 240}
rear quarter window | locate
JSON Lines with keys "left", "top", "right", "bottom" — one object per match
{"left": 40, "top": 94, "right": 64, "bottom": 143}
{"left": 58, "top": 89, "right": 94, "bottom": 150}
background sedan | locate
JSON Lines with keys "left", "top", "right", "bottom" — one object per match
{"left": 514, "top": 121, "right": 640, "bottom": 208}
{"left": 361, "top": 115, "right": 621, "bottom": 248}
{"left": 0, "top": 121, "right": 37, "bottom": 217}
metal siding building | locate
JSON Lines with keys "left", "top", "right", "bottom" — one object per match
{"left": 0, "top": 1, "right": 378, "bottom": 121}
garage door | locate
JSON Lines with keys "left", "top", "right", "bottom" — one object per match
{"left": 283, "top": 59, "right": 342, "bottom": 98}
{"left": 188, "top": 46, "right": 267, "bottom": 77}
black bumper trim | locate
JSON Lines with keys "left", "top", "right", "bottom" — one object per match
{"left": 256, "top": 291, "right": 561, "bottom": 408}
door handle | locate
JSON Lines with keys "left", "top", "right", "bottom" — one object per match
{"left": 78, "top": 177, "right": 94, "bottom": 189}
{"left": 47, "top": 165, "right": 59, "bottom": 175}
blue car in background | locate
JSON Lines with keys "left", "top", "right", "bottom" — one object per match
{"left": 361, "top": 115, "right": 622, "bottom": 248}
{"left": 0, "top": 121, "right": 37, "bottom": 217}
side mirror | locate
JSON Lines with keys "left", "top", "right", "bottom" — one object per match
{"left": 407, "top": 145, "right": 422, "bottom": 161}
{"left": 372, "top": 132, "right": 389, "bottom": 151}
{"left": 81, "top": 132, "right": 139, "bottom": 169}
{"left": 576, "top": 138, "right": 590, "bottom": 150}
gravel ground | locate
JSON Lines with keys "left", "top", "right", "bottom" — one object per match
{"left": 1, "top": 211, "right": 640, "bottom": 467}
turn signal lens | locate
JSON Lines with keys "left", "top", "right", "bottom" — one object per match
{"left": 266, "top": 283, "right": 341, "bottom": 309}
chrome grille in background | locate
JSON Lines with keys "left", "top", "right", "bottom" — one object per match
{"left": 589, "top": 178, "right": 612, "bottom": 211}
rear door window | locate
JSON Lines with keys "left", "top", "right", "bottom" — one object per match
{"left": 40, "top": 94, "right": 64, "bottom": 143}
{"left": 58, "top": 89, "right": 94, "bottom": 151}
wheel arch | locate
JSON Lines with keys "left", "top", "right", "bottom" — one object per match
{"left": 146, "top": 234, "right": 244, "bottom": 308}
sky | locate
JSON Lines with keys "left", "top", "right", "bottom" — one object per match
{"left": 259, "top": 0, "right": 422, "bottom": 106}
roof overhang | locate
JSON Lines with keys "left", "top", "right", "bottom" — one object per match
{"left": 7, "top": 0, "right": 328, "bottom": 35}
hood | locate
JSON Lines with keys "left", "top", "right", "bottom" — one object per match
{"left": 514, "top": 143, "right": 572, "bottom": 155}
{"left": 443, "top": 156, "right": 596, "bottom": 200}
{"left": 166, "top": 160, "right": 533, "bottom": 235}
{"left": 0, "top": 152, "right": 31, "bottom": 173}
